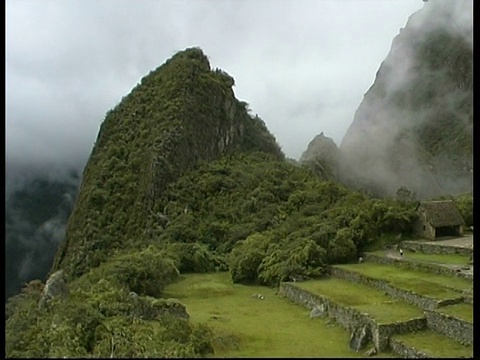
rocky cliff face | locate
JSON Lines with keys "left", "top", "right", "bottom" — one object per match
{"left": 337, "top": 0, "right": 472, "bottom": 198}
{"left": 52, "top": 47, "right": 283, "bottom": 280}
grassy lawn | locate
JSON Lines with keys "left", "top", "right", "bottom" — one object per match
{"left": 334, "top": 263, "right": 471, "bottom": 299}
{"left": 296, "top": 278, "right": 424, "bottom": 324}
{"left": 392, "top": 330, "right": 472, "bottom": 358}
{"left": 437, "top": 303, "right": 473, "bottom": 323}
{"left": 369, "top": 250, "right": 470, "bottom": 265}
{"left": 164, "top": 272, "right": 378, "bottom": 358}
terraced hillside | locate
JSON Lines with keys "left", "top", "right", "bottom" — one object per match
{"left": 279, "top": 237, "right": 473, "bottom": 358}
{"left": 163, "top": 272, "right": 368, "bottom": 358}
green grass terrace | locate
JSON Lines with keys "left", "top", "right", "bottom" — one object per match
{"left": 392, "top": 329, "right": 472, "bottom": 358}
{"left": 334, "top": 263, "right": 471, "bottom": 300}
{"left": 163, "top": 272, "right": 372, "bottom": 358}
{"left": 437, "top": 302, "right": 473, "bottom": 323}
{"left": 296, "top": 277, "right": 424, "bottom": 324}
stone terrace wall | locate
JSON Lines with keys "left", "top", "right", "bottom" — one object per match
{"left": 363, "top": 254, "right": 473, "bottom": 281}
{"left": 389, "top": 338, "right": 432, "bottom": 358}
{"left": 330, "top": 267, "right": 463, "bottom": 311}
{"left": 279, "top": 283, "right": 427, "bottom": 352}
{"left": 425, "top": 310, "right": 473, "bottom": 345}
{"left": 375, "top": 318, "right": 427, "bottom": 351}
{"left": 400, "top": 241, "right": 472, "bottom": 256}
{"left": 278, "top": 282, "right": 372, "bottom": 330}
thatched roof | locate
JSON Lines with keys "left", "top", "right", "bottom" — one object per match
{"left": 417, "top": 200, "right": 465, "bottom": 227}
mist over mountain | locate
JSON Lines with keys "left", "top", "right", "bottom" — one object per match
{"left": 5, "top": 23, "right": 474, "bottom": 355}
{"left": 5, "top": 169, "right": 80, "bottom": 300}
{"left": 336, "top": 0, "right": 473, "bottom": 198}
{"left": 299, "top": 132, "right": 339, "bottom": 181}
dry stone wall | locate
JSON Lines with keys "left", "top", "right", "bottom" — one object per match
{"left": 400, "top": 241, "right": 472, "bottom": 256}
{"left": 330, "top": 267, "right": 464, "bottom": 310}
{"left": 389, "top": 338, "right": 432, "bottom": 358}
{"left": 424, "top": 310, "right": 473, "bottom": 345}
{"left": 279, "top": 283, "right": 427, "bottom": 352}
{"left": 375, "top": 318, "right": 427, "bottom": 351}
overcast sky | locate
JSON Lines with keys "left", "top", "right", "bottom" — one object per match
{"left": 6, "top": 0, "right": 426, "bottom": 168}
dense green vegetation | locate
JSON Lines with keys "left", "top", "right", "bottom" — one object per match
{"left": 4, "top": 150, "right": 420, "bottom": 357}
{"left": 156, "top": 151, "right": 418, "bottom": 286}
{"left": 6, "top": 247, "right": 215, "bottom": 358}
{"left": 52, "top": 47, "right": 283, "bottom": 281}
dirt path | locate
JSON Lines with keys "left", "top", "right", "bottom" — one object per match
{"left": 403, "top": 234, "right": 473, "bottom": 250}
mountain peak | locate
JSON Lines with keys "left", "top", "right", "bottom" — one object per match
{"left": 51, "top": 48, "right": 283, "bottom": 280}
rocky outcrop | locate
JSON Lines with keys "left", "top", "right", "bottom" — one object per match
{"left": 130, "top": 294, "right": 190, "bottom": 320}
{"left": 349, "top": 325, "right": 371, "bottom": 352}
{"left": 38, "top": 270, "right": 68, "bottom": 309}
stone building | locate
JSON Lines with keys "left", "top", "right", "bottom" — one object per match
{"left": 414, "top": 200, "right": 465, "bottom": 240}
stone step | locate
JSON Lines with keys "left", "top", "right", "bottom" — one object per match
{"left": 390, "top": 329, "right": 472, "bottom": 358}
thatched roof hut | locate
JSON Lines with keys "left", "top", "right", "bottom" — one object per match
{"left": 414, "top": 200, "right": 465, "bottom": 240}
{"left": 416, "top": 201, "right": 465, "bottom": 227}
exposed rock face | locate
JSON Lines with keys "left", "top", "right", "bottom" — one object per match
{"left": 38, "top": 270, "right": 68, "bottom": 308}
{"left": 299, "top": 132, "right": 340, "bottom": 181}
{"left": 337, "top": 0, "right": 473, "bottom": 198}
{"left": 349, "top": 325, "right": 371, "bottom": 352}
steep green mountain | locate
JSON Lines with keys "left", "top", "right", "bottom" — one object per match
{"left": 52, "top": 47, "right": 283, "bottom": 281}
{"left": 7, "top": 47, "right": 430, "bottom": 358}
{"left": 338, "top": 1, "right": 473, "bottom": 198}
